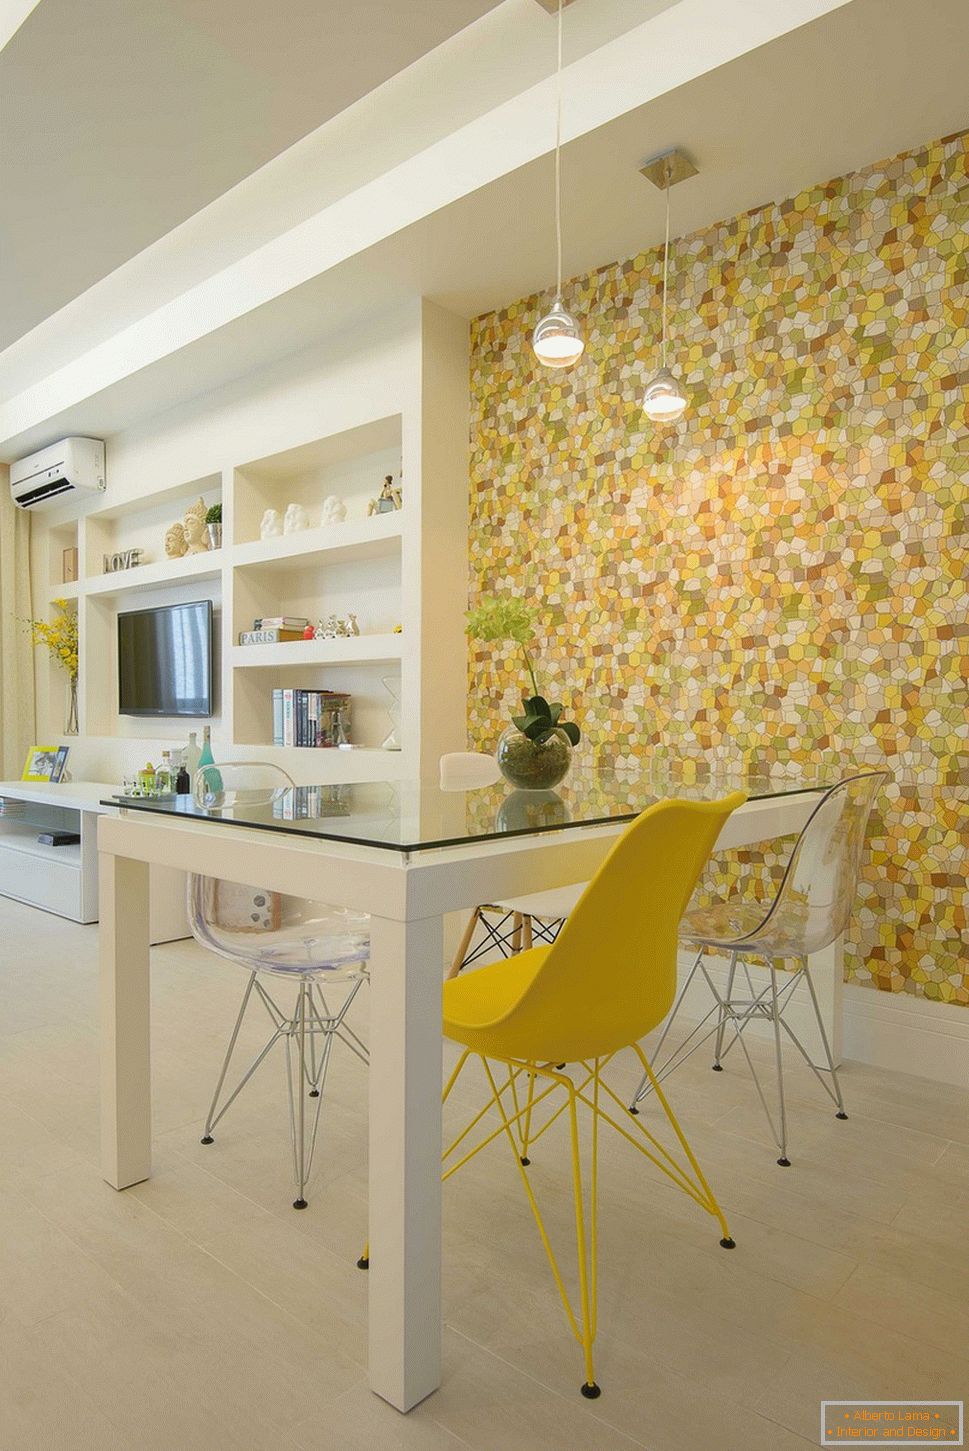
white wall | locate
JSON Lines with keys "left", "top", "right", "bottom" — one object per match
{"left": 28, "top": 299, "right": 470, "bottom": 787}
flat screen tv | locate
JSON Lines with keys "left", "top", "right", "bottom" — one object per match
{"left": 118, "top": 600, "right": 214, "bottom": 717}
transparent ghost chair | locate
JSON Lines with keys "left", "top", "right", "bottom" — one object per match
{"left": 190, "top": 763, "right": 369, "bottom": 1208}
{"left": 629, "top": 771, "right": 887, "bottom": 1166}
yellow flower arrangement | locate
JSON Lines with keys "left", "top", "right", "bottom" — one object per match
{"left": 24, "top": 600, "right": 79, "bottom": 682}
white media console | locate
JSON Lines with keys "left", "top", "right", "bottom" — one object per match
{"left": 0, "top": 780, "right": 187, "bottom": 942}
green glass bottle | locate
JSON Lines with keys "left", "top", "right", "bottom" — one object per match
{"left": 197, "top": 726, "right": 223, "bottom": 797}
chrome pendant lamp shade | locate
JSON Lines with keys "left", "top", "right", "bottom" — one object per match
{"left": 533, "top": 299, "right": 584, "bottom": 368}
{"left": 642, "top": 367, "right": 687, "bottom": 423}
{"left": 532, "top": 0, "right": 584, "bottom": 369}
{"left": 641, "top": 149, "right": 695, "bottom": 424}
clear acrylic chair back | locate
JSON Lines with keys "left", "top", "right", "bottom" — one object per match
{"left": 742, "top": 771, "right": 886, "bottom": 958}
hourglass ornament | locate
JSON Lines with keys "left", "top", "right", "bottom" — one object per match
{"left": 381, "top": 676, "right": 402, "bottom": 751}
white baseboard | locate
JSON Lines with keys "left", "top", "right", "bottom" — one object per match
{"left": 672, "top": 950, "right": 969, "bottom": 1089}
{"left": 841, "top": 983, "right": 969, "bottom": 1089}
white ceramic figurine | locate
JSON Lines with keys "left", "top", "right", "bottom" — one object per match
{"left": 284, "top": 502, "right": 309, "bottom": 534}
{"left": 259, "top": 508, "right": 283, "bottom": 539}
{"left": 320, "top": 494, "right": 347, "bottom": 526}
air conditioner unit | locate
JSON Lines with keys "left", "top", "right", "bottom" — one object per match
{"left": 10, "top": 437, "right": 106, "bottom": 510}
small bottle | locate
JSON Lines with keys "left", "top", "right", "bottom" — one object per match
{"left": 175, "top": 763, "right": 191, "bottom": 795}
{"left": 185, "top": 731, "right": 201, "bottom": 782}
{"left": 197, "top": 725, "right": 223, "bottom": 795}
{"left": 198, "top": 727, "right": 214, "bottom": 769}
{"left": 154, "top": 751, "right": 172, "bottom": 795}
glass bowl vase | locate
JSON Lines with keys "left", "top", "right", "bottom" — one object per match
{"left": 496, "top": 725, "right": 572, "bottom": 791}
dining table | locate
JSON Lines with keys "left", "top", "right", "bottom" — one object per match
{"left": 97, "top": 759, "right": 849, "bottom": 1412}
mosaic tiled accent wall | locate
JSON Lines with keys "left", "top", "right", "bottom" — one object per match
{"left": 468, "top": 131, "right": 969, "bottom": 1005}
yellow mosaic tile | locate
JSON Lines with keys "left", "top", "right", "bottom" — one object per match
{"left": 467, "top": 130, "right": 969, "bottom": 1006}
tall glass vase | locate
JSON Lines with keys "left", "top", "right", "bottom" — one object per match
{"left": 65, "top": 678, "right": 79, "bottom": 735}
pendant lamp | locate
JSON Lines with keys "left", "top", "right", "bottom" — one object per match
{"left": 532, "top": 0, "right": 583, "bottom": 369}
{"left": 640, "top": 149, "right": 696, "bottom": 423}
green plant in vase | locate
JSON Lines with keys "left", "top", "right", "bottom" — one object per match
{"left": 204, "top": 502, "right": 223, "bottom": 550}
{"left": 466, "top": 596, "right": 579, "bottom": 790}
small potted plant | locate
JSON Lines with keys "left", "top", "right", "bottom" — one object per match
{"left": 467, "top": 596, "right": 579, "bottom": 790}
{"left": 205, "top": 502, "right": 223, "bottom": 550}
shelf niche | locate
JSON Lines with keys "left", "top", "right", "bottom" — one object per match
{"left": 232, "top": 415, "right": 401, "bottom": 547}
{"left": 233, "top": 662, "right": 400, "bottom": 754}
{"left": 84, "top": 473, "right": 221, "bottom": 584}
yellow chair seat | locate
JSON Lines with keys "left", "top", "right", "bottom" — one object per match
{"left": 443, "top": 946, "right": 550, "bottom": 1056}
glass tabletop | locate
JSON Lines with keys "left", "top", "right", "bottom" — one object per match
{"left": 103, "top": 756, "right": 877, "bottom": 854}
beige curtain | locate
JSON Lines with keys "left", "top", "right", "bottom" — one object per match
{"left": 0, "top": 470, "right": 35, "bottom": 776}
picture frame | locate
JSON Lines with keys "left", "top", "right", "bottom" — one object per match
{"left": 49, "top": 746, "right": 71, "bottom": 784}
{"left": 21, "top": 746, "right": 61, "bottom": 782}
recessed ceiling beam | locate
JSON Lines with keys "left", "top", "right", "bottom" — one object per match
{"left": 531, "top": 0, "right": 581, "bottom": 12}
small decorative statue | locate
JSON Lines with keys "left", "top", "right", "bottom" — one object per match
{"left": 284, "top": 502, "right": 310, "bottom": 534}
{"left": 368, "top": 474, "right": 402, "bottom": 516}
{"left": 260, "top": 508, "right": 282, "bottom": 539}
{"left": 313, "top": 613, "right": 360, "bottom": 639}
{"left": 320, "top": 494, "right": 347, "bottom": 526}
{"left": 165, "top": 522, "right": 188, "bottom": 559}
{"left": 183, "top": 497, "right": 208, "bottom": 554}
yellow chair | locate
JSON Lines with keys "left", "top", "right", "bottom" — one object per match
{"left": 438, "top": 791, "right": 746, "bottom": 1398}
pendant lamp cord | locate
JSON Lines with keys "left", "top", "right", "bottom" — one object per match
{"left": 554, "top": 0, "right": 563, "bottom": 298}
{"left": 661, "top": 156, "right": 671, "bottom": 369}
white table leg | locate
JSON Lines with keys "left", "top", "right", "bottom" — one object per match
{"left": 367, "top": 913, "right": 444, "bottom": 1412}
{"left": 100, "top": 851, "right": 152, "bottom": 1189}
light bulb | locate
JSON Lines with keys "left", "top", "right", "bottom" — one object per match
{"left": 532, "top": 299, "right": 584, "bottom": 369}
{"left": 642, "top": 366, "right": 687, "bottom": 423}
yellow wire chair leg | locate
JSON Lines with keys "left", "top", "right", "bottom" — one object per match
{"left": 629, "top": 1042, "right": 735, "bottom": 1249}
{"left": 478, "top": 1057, "right": 601, "bottom": 1398}
{"left": 520, "top": 1066, "right": 537, "bottom": 1166}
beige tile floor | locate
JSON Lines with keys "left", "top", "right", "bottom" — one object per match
{"left": 0, "top": 892, "right": 967, "bottom": 1450}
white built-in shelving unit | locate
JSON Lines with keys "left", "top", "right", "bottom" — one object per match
{"left": 30, "top": 301, "right": 469, "bottom": 787}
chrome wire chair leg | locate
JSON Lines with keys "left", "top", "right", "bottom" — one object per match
{"left": 290, "top": 977, "right": 367, "bottom": 1208}
{"left": 630, "top": 948, "right": 705, "bottom": 1111}
{"left": 201, "top": 971, "right": 278, "bottom": 1143}
{"left": 290, "top": 980, "right": 308, "bottom": 1207}
{"left": 769, "top": 965, "right": 790, "bottom": 1166}
{"left": 777, "top": 960, "right": 848, "bottom": 1118}
{"left": 712, "top": 951, "right": 739, "bottom": 1070}
{"left": 202, "top": 971, "right": 367, "bottom": 1210}
{"left": 286, "top": 979, "right": 320, "bottom": 1209}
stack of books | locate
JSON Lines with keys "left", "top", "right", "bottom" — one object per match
{"left": 271, "top": 784, "right": 352, "bottom": 821}
{"left": 272, "top": 688, "right": 352, "bottom": 747}
{"left": 239, "top": 616, "right": 309, "bottom": 645}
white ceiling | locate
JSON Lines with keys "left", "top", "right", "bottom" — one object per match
{"left": 0, "top": 0, "right": 501, "bottom": 349}
{"left": 1, "top": 0, "right": 965, "bottom": 459}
